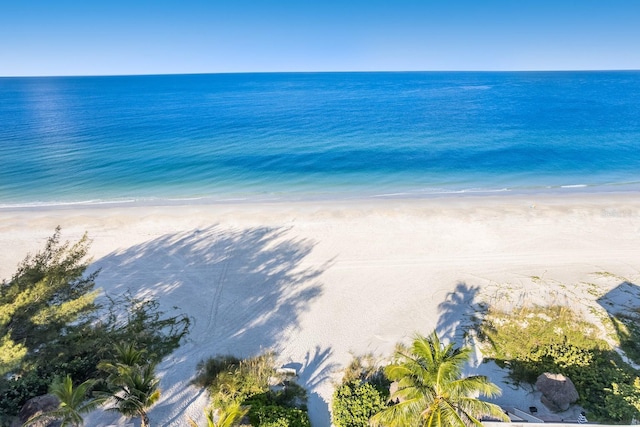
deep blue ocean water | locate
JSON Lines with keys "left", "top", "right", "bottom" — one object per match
{"left": 1, "top": 71, "right": 640, "bottom": 207}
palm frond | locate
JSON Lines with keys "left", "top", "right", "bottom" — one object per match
{"left": 24, "top": 375, "right": 103, "bottom": 427}
{"left": 370, "top": 397, "right": 425, "bottom": 427}
{"left": 376, "top": 331, "right": 506, "bottom": 426}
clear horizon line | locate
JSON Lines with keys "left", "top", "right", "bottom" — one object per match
{"left": 2, "top": 68, "right": 640, "bottom": 79}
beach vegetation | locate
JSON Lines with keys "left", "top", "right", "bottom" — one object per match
{"left": 22, "top": 375, "right": 104, "bottom": 427}
{"left": 98, "top": 343, "right": 161, "bottom": 427}
{"left": 332, "top": 381, "right": 387, "bottom": 427}
{"left": 192, "top": 355, "right": 244, "bottom": 389}
{"left": 332, "top": 354, "right": 389, "bottom": 427}
{"left": 340, "top": 353, "right": 388, "bottom": 388}
{"left": 247, "top": 404, "right": 309, "bottom": 427}
{"left": 0, "top": 227, "right": 99, "bottom": 377}
{"left": 0, "top": 228, "right": 190, "bottom": 426}
{"left": 194, "top": 353, "right": 276, "bottom": 409}
{"left": 188, "top": 402, "right": 250, "bottom": 427}
{"left": 192, "top": 352, "right": 310, "bottom": 427}
{"left": 604, "top": 378, "right": 640, "bottom": 421}
{"left": 370, "top": 331, "right": 507, "bottom": 427}
{"left": 609, "top": 309, "right": 640, "bottom": 365}
{"left": 96, "top": 291, "right": 191, "bottom": 371}
{"left": 477, "top": 304, "right": 640, "bottom": 423}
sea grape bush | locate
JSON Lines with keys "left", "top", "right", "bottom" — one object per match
{"left": 332, "top": 381, "right": 387, "bottom": 427}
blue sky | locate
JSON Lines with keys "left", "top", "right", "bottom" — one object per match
{"left": 2, "top": 0, "right": 639, "bottom": 76}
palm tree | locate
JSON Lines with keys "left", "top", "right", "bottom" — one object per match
{"left": 370, "top": 332, "right": 508, "bottom": 427}
{"left": 99, "top": 343, "right": 161, "bottom": 427}
{"left": 23, "top": 375, "right": 104, "bottom": 427}
{"left": 98, "top": 341, "right": 147, "bottom": 380}
{"left": 104, "top": 362, "right": 161, "bottom": 427}
{"left": 187, "top": 402, "right": 249, "bottom": 427}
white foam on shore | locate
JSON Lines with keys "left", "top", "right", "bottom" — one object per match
{"left": 5, "top": 180, "right": 640, "bottom": 211}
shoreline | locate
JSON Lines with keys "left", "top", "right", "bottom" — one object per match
{"left": 2, "top": 192, "right": 640, "bottom": 426}
{"left": 2, "top": 186, "right": 640, "bottom": 213}
{"left": 2, "top": 179, "right": 640, "bottom": 211}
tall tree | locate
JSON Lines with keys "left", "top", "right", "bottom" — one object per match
{"left": 23, "top": 375, "right": 104, "bottom": 427}
{"left": 370, "top": 332, "right": 508, "bottom": 427}
{"left": 0, "top": 229, "right": 190, "bottom": 423}
{"left": 0, "top": 227, "right": 99, "bottom": 375}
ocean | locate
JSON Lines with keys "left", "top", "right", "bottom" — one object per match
{"left": 1, "top": 71, "right": 640, "bottom": 207}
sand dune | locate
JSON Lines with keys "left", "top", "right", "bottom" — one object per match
{"left": 2, "top": 193, "right": 639, "bottom": 426}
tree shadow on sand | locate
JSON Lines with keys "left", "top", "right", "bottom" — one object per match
{"left": 88, "top": 225, "right": 329, "bottom": 426}
{"left": 596, "top": 280, "right": 640, "bottom": 367}
{"left": 280, "top": 346, "right": 337, "bottom": 427}
{"left": 436, "top": 282, "right": 484, "bottom": 343}
{"left": 297, "top": 346, "right": 337, "bottom": 427}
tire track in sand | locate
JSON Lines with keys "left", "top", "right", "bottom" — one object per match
{"left": 205, "top": 260, "right": 229, "bottom": 333}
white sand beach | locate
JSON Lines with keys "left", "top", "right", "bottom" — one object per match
{"left": 2, "top": 193, "right": 640, "bottom": 426}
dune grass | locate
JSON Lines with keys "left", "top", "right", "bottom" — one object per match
{"left": 476, "top": 304, "right": 640, "bottom": 422}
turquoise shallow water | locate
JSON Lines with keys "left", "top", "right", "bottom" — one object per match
{"left": 1, "top": 71, "right": 640, "bottom": 206}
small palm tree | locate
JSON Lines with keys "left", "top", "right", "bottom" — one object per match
{"left": 187, "top": 402, "right": 249, "bottom": 427}
{"left": 105, "top": 362, "right": 161, "bottom": 427}
{"left": 99, "top": 343, "right": 161, "bottom": 427}
{"left": 98, "top": 342, "right": 147, "bottom": 381}
{"left": 23, "top": 375, "right": 104, "bottom": 427}
{"left": 371, "top": 332, "right": 508, "bottom": 427}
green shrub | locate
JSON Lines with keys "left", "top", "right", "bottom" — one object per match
{"left": 193, "top": 352, "right": 311, "bottom": 426}
{"left": 191, "top": 355, "right": 241, "bottom": 388}
{"left": 477, "top": 304, "right": 640, "bottom": 423}
{"left": 332, "top": 381, "right": 387, "bottom": 427}
{"left": 245, "top": 383, "right": 307, "bottom": 410}
{"left": 198, "top": 352, "right": 276, "bottom": 408}
{"left": 0, "top": 369, "right": 52, "bottom": 425}
{"left": 248, "top": 403, "right": 310, "bottom": 427}
{"left": 604, "top": 377, "right": 640, "bottom": 421}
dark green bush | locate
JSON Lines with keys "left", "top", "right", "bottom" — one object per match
{"left": 245, "top": 384, "right": 306, "bottom": 409}
{"left": 332, "top": 381, "right": 388, "bottom": 427}
{"left": 604, "top": 378, "right": 640, "bottom": 422}
{"left": 248, "top": 403, "right": 311, "bottom": 427}
{"left": 0, "top": 369, "right": 52, "bottom": 425}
